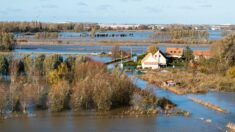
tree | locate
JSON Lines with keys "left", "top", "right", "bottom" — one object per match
{"left": 211, "top": 35, "right": 235, "bottom": 71}
{"left": 223, "top": 35, "right": 235, "bottom": 66}
{"left": 19, "top": 84, "right": 37, "bottom": 113}
{"left": 183, "top": 46, "right": 194, "bottom": 63}
{"left": 34, "top": 54, "right": 46, "bottom": 76}
{"left": 0, "top": 32, "right": 15, "bottom": 51}
{"left": 48, "top": 80, "right": 70, "bottom": 112}
{"left": 227, "top": 66, "right": 235, "bottom": 79}
{"left": 147, "top": 45, "right": 158, "bottom": 54}
{"left": 44, "top": 54, "right": 63, "bottom": 72}
{"left": 0, "top": 84, "right": 8, "bottom": 116}
{"left": 0, "top": 55, "right": 9, "bottom": 75}
{"left": 48, "top": 63, "right": 69, "bottom": 85}
{"left": 112, "top": 46, "right": 121, "bottom": 59}
{"left": 90, "top": 27, "right": 97, "bottom": 38}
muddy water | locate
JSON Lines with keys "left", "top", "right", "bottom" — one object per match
{"left": 0, "top": 111, "right": 221, "bottom": 132}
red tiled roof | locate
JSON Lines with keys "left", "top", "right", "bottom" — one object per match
{"left": 166, "top": 48, "right": 184, "bottom": 56}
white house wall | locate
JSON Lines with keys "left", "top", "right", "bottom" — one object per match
{"left": 141, "top": 51, "right": 167, "bottom": 69}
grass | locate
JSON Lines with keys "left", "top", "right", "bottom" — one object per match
{"left": 139, "top": 68, "right": 235, "bottom": 95}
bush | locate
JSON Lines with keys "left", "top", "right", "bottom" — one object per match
{"left": 227, "top": 66, "right": 235, "bottom": 79}
{"left": 48, "top": 80, "right": 70, "bottom": 112}
{"left": 0, "top": 32, "right": 16, "bottom": 51}
{"left": 71, "top": 62, "right": 135, "bottom": 111}
{"left": 0, "top": 55, "right": 9, "bottom": 75}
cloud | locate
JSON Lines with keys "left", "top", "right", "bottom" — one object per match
{"left": 41, "top": 4, "right": 58, "bottom": 9}
{"left": 77, "top": 2, "right": 88, "bottom": 7}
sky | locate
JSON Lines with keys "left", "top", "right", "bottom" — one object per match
{"left": 0, "top": 0, "right": 234, "bottom": 24}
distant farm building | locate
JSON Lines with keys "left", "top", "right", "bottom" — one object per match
{"left": 193, "top": 50, "right": 212, "bottom": 60}
{"left": 166, "top": 48, "right": 184, "bottom": 58}
{"left": 141, "top": 50, "right": 167, "bottom": 69}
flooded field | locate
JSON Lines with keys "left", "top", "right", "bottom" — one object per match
{"left": 1, "top": 41, "right": 234, "bottom": 132}
{"left": 15, "top": 30, "right": 223, "bottom": 41}
{"left": 15, "top": 44, "right": 210, "bottom": 55}
{"left": 0, "top": 52, "right": 234, "bottom": 132}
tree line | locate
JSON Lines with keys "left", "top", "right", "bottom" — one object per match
{"left": 150, "top": 29, "right": 209, "bottom": 44}
{"left": 0, "top": 22, "right": 99, "bottom": 33}
{"left": 35, "top": 32, "right": 59, "bottom": 39}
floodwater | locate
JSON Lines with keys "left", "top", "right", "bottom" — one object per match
{"left": 1, "top": 44, "right": 235, "bottom": 132}
{"left": 132, "top": 77, "right": 235, "bottom": 132}
{"left": 15, "top": 44, "right": 209, "bottom": 55}
{"left": 1, "top": 73, "right": 234, "bottom": 132}
{"left": 15, "top": 30, "right": 223, "bottom": 41}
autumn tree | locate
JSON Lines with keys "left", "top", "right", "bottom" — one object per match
{"left": 211, "top": 35, "right": 235, "bottom": 72}
{"left": 0, "top": 32, "right": 15, "bottom": 51}
{"left": 48, "top": 80, "right": 70, "bottom": 112}
{"left": 0, "top": 84, "right": 8, "bottom": 116}
{"left": 44, "top": 54, "right": 63, "bottom": 72}
{"left": 147, "top": 45, "right": 158, "bottom": 54}
{"left": 47, "top": 63, "right": 69, "bottom": 85}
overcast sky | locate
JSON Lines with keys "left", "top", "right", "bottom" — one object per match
{"left": 0, "top": 0, "right": 234, "bottom": 24}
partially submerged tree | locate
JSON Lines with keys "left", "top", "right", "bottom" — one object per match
{"left": 48, "top": 80, "right": 70, "bottom": 112}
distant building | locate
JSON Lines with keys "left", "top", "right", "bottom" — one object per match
{"left": 193, "top": 50, "right": 212, "bottom": 60}
{"left": 141, "top": 50, "right": 167, "bottom": 69}
{"left": 99, "top": 24, "right": 140, "bottom": 30}
{"left": 166, "top": 48, "right": 184, "bottom": 58}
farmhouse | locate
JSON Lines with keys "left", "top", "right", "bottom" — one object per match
{"left": 193, "top": 50, "right": 212, "bottom": 60}
{"left": 141, "top": 50, "right": 167, "bottom": 69}
{"left": 166, "top": 48, "right": 184, "bottom": 58}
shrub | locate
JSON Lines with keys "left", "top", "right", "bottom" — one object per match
{"left": 227, "top": 66, "right": 235, "bottom": 79}
{"left": 0, "top": 55, "right": 9, "bottom": 75}
{"left": 44, "top": 54, "right": 63, "bottom": 72}
{"left": 0, "top": 32, "right": 15, "bottom": 51}
{"left": 48, "top": 80, "right": 70, "bottom": 112}
{"left": 0, "top": 84, "right": 8, "bottom": 115}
